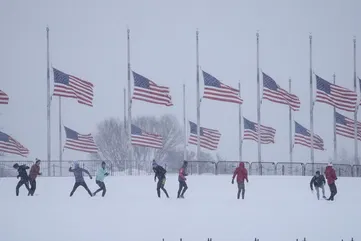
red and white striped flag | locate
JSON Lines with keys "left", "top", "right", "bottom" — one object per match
{"left": 335, "top": 112, "right": 361, "bottom": 140}
{"left": 202, "top": 71, "right": 243, "bottom": 104}
{"left": 0, "top": 89, "right": 9, "bottom": 104}
{"left": 188, "top": 121, "right": 221, "bottom": 150}
{"left": 131, "top": 124, "right": 163, "bottom": 149}
{"left": 316, "top": 75, "right": 357, "bottom": 112}
{"left": 0, "top": 131, "right": 29, "bottom": 157}
{"left": 132, "top": 71, "right": 172, "bottom": 106}
{"left": 64, "top": 126, "right": 98, "bottom": 153}
{"left": 53, "top": 68, "right": 94, "bottom": 107}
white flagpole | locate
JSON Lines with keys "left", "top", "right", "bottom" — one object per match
{"left": 353, "top": 37, "right": 359, "bottom": 165}
{"left": 183, "top": 84, "right": 187, "bottom": 161}
{"left": 196, "top": 29, "right": 201, "bottom": 161}
{"left": 127, "top": 28, "right": 132, "bottom": 174}
{"left": 309, "top": 34, "right": 315, "bottom": 173}
{"left": 239, "top": 81, "right": 242, "bottom": 162}
{"left": 289, "top": 78, "right": 293, "bottom": 167}
{"left": 256, "top": 32, "right": 262, "bottom": 172}
{"left": 333, "top": 73, "right": 337, "bottom": 163}
{"left": 46, "top": 26, "right": 51, "bottom": 176}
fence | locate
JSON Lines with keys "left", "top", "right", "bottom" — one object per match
{"left": 1, "top": 160, "right": 361, "bottom": 178}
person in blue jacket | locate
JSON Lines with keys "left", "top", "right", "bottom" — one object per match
{"left": 69, "top": 162, "right": 93, "bottom": 197}
{"left": 93, "top": 161, "right": 109, "bottom": 197}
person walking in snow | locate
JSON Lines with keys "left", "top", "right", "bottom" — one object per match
{"left": 325, "top": 163, "right": 338, "bottom": 201}
{"left": 28, "top": 158, "right": 42, "bottom": 196}
{"left": 152, "top": 160, "right": 169, "bottom": 198}
{"left": 13, "top": 163, "right": 30, "bottom": 196}
{"left": 69, "top": 162, "right": 93, "bottom": 197}
{"left": 177, "top": 161, "right": 188, "bottom": 199}
{"left": 310, "top": 170, "right": 326, "bottom": 200}
{"left": 93, "top": 161, "right": 109, "bottom": 197}
{"left": 231, "top": 162, "right": 249, "bottom": 199}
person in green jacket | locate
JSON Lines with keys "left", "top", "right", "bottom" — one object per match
{"left": 93, "top": 161, "right": 109, "bottom": 197}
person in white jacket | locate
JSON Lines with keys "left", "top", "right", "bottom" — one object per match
{"left": 93, "top": 161, "right": 109, "bottom": 197}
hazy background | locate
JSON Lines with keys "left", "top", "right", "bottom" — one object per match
{"left": 0, "top": 0, "right": 360, "bottom": 163}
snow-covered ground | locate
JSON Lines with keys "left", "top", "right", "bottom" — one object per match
{"left": 1, "top": 175, "right": 360, "bottom": 241}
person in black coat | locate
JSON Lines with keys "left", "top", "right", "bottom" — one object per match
{"left": 13, "top": 163, "right": 30, "bottom": 196}
{"left": 152, "top": 160, "right": 169, "bottom": 198}
{"left": 310, "top": 170, "right": 326, "bottom": 200}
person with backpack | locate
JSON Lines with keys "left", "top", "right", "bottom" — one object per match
{"left": 69, "top": 162, "right": 93, "bottom": 197}
{"left": 13, "top": 163, "right": 30, "bottom": 196}
{"left": 28, "top": 158, "right": 42, "bottom": 196}
{"left": 231, "top": 162, "right": 249, "bottom": 199}
{"left": 152, "top": 160, "right": 169, "bottom": 198}
{"left": 93, "top": 161, "right": 109, "bottom": 197}
{"left": 310, "top": 170, "right": 326, "bottom": 200}
{"left": 177, "top": 160, "right": 188, "bottom": 199}
{"left": 325, "top": 163, "right": 338, "bottom": 201}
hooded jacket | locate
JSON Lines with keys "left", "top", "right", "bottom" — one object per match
{"left": 232, "top": 162, "right": 248, "bottom": 183}
{"left": 69, "top": 164, "right": 91, "bottom": 183}
{"left": 29, "top": 164, "right": 41, "bottom": 180}
{"left": 325, "top": 166, "right": 337, "bottom": 185}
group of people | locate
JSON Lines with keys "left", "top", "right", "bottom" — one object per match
{"left": 13, "top": 160, "right": 109, "bottom": 197}
{"left": 12, "top": 159, "right": 339, "bottom": 201}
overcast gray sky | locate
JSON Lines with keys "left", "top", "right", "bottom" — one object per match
{"left": 1, "top": 0, "right": 360, "bottom": 163}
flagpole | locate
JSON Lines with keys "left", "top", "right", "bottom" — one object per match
{"left": 353, "top": 37, "right": 359, "bottom": 165}
{"left": 124, "top": 87, "right": 126, "bottom": 129}
{"left": 127, "top": 28, "right": 132, "bottom": 174}
{"left": 59, "top": 97, "right": 62, "bottom": 176}
{"left": 239, "top": 81, "right": 243, "bottom": 162}
{"left": 256, "top": 32, "right": 262, "bottom": 170}
{"left": 46, "top": 26, "right": 51, "bottom": 176}
{"left": 333, "top": 73, "right": 337, "bottom": 163}
{"left": 309, "top": 33, "right": 315, "bottom": 173}
{"left": 183, "top": 84, "right": 187, "bottom": 161}
{"left": 196, "top": 29, "right": 201, "bottom": 161}
{"left": 289, "top": 78, "right": 293, "bottom": 169}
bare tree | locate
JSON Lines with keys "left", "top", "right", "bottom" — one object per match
{"left": 90, "top": 114, "right": 216, "bottom": 174}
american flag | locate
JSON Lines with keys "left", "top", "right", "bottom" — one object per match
{"left": 315, "top": 75, "right": 357, "bottom": 112}
{"left": 53, "top": 68, "right": 94, "bottom": 107}
{"left": 0, "top": 131, "right": 29, "bottom": 157}
{"left": 202, "top": 71, "right": 243, "bottom": 104}
{"left": 188, "top": 121, "right": 221, "bottom": 151}
{"left": 294, "top": 121, "right": 324, "bottom": 150}
{"left": 64, "top": 126, "right": 98, "bottom": 153}
{"left": 132, "top": 71, "right": 172, "bottom": 106}
{"left": 335, "top": 112, "right": 361, "bottom": 140}
{"left": 131, "top": 124, "right": 163, "bottom": 149}
{"left": 262, "top": 72, "right": 300, "bottom": 111}
{"left": 243, "top": 117, "right": 276, "bottom": 144}
{"left": 359, "top": 77, "right": 361, "bottom": 106}
{"left": 0, "top": 89, "right": 9, "bottom": 104}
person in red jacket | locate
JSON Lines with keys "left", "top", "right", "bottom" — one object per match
{"left": 177, "top": 161, "right": 188, "bottom": 199}
{"left": 324, "top": 163, "right": 337, "bottom": 201}
{"left": 28, "top": 158, "right": 42, "bottom": 196}
{"left": 232, "top": 162, "right": 249, "bottom": 199}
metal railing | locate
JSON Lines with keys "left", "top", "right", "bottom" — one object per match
{"left": 1, "top": 160, "right": 361, "bottom": 178}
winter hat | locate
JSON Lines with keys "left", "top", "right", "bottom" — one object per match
{"left": 316, "top": 171, "right": 320, "bottom": 175}
{"left": 152, "top": 159, "right": 158, "bottom": 168}
{"left": 35, "top": 159, "right": 41, "bottom": 164}
{"left": 13, "top": 163, "right": 19, "bottom": 169}
{"left": 328, "top": 162, "right": 333, "bottom": 167}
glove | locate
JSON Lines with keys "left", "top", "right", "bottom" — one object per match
{"left": 231, "top": 179, "right": 234, "bottom": 184}
{"left": 154, "top": 178, "right": 156, "bottom": 182}
{"left": 90, "top": 176, "right": 93, "bottom": 179}
{"left": 17, "top": 176, "right": 19, "bottom": 179}
{"left": 39, "top": 173, "right": 42, "bottom": 176}
{"left": 311, "top": 188, "right": 313, "bottom": 192}
{"left": 105, "top": 173, "right": 109, "bottom": 176}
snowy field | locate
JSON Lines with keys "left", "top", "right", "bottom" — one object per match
{"left": 1, "top": 175, "right": 360, "bottom": 241}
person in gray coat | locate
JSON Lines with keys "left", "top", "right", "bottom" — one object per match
{"left": 69, "top": 163, "right": 93, "bottom": 197}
